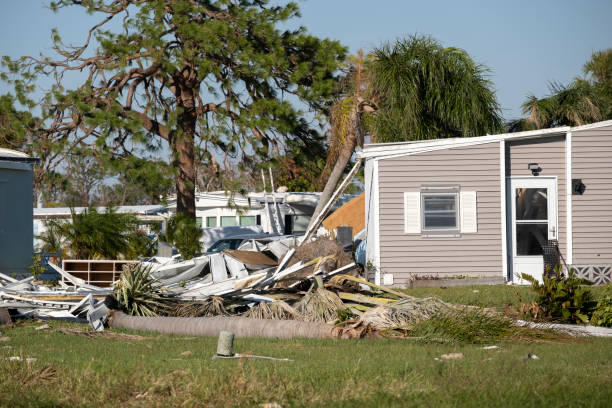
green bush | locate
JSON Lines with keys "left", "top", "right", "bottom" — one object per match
{"left": 521, "top": 267, "right": 597, "bottom": 324}
{"left": 591, "top": 285, "right": 612, "bottom": 328}
{"left": 164, "top": 214, "right": 203, "bottom": 260}
{"left": 29, "top": 254, "right": 46, "bottom": 279}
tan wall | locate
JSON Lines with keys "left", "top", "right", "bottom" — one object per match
{"left": 505, "top": 135, "right": 567, "bottom": 259}
{"left": 322, "top": 193, "right": 365, "bottom": 235}
{"left": 571, "top": 125, "right": 612, "bottom": 264}
{"left": 378, "top": 142, "right": 502, "bottom": 284}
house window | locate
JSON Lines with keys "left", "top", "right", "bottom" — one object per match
{"left": 421, "top": 193, "right": 459, "bottom": 231}
{"left": 206, "top": 217, "right": 217, "bottom": 228}
{"left": 292, "top": 215, "right": 311, "bottom": 234}
{"left": 404, "top": 188, "right": 476, "bottom": 235}
{"left": 195, "top": 217, "right": 202, "bottom": 228}
{"left": 220, "top": 216, "right": 237, "bottom": 227}
{"left": 239, "top": 215, "right": 257, "bottom": 226}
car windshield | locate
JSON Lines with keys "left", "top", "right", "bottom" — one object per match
{"left": 207, "top": 239, "right": 243, "bottom": 253}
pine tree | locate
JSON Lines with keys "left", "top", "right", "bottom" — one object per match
{"left": 2, "top": 0, "right": 345, "bottom": 217}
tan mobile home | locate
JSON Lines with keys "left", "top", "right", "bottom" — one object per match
{"left": 359, "top": 120, "right": 612, "bottom": 286}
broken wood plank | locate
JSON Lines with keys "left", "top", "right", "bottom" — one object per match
{"left": 275, "top": 248, "right": 295, "bottom": 274}
{"left": 334, "top": 274, "right": 409, "bottom": 299}
{"left": 337, "top": 292, "right": 396, "bottom": 306}
{"left": 288, "top": 262, "right": 358, "bottom": 288}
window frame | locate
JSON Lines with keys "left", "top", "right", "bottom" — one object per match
{"left": 420, "top": 186, "right": 460, "bottom": 236}
{"left": 206, "top": 216, "right": 217, "bottom": 228}
{"left": 239, "top": 215, "right": 257, "bottom": 226}
{"left": 220, "top": 216, "right": 238, "bottom": 227}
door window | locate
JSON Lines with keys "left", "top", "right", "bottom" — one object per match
{"left": 515, "top": 188, "right": 548, "bottom": 256}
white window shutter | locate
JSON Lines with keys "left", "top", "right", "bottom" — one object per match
{"left": 404, "top": 192, "right": 421, "bottom": 233}
{"left": 460, "top": 191, "right": 477, "bottom": 233}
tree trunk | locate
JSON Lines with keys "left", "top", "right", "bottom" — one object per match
{"left": 108, "top": 311, "right": 337, "bottom": 339}
{"left": 172, "top": 88, "right": 197, "bottom": 219}
{"left": 308, "top": 129, "right": 358, "bottom": 228}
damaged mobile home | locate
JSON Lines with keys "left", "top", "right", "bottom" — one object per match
{"left": 360, "top": 120, "right": 612, "bottom": 286}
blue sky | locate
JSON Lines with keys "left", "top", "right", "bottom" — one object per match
{"left": 1, "top": 0, "right": 611, "bottom": 120}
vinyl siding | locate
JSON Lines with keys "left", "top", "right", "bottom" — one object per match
{"left": 571, "top": 125, "right": 612, "bottom": 264}
{"left": 505, "top": 136, "right": 567, "bottom": 260}
{"left": 377, "top": 142, "right": 502, "bottom": 284}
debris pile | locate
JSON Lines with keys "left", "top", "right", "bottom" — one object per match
{"left": 0, "top": 262, "right": 111, "bottom": 326}
{"left": 1, "top": 232, "right": 460, "bottom": 339}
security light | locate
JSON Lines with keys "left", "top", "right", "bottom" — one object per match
{"left": 528, "top": 163, "right": 542, "bottom": 176}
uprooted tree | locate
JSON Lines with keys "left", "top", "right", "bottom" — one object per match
{"left": 2, "top": 0, "right": 345, "bottom": 217}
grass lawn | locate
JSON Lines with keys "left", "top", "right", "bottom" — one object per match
{"left": 402, "top": 283, "right": 610, "bottom": 312}
{"left": 1, "top": 285, "right": 611, "bottom": 407}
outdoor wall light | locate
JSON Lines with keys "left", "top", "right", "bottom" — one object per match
{"left": 528, "top": 163, "right": 542, "bottom": 176}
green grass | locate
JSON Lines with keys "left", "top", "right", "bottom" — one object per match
{"left": 402, "top": 284, "right": 609, "bottom": 312}
{"left": 1, "top": 285, "right": 611, "bottom": 407}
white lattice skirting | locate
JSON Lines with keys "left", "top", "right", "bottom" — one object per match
{"left": 571, "top": 265, "right": 612, "bottom": 284}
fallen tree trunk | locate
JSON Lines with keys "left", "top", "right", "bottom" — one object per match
{"left": 108, "top": 311, "right": 337, "bottom": 339}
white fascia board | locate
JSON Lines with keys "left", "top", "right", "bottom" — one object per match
{"left": 360, "top": 138, "right": 503, "bottom": 161}
{"left": 373, "top": 159, "right": 381, "bottom": 285}
{"left": 565, "top": 131, "right": 573, "bottom": 265}
{"left": 570, "top": 119, "right": 612, "bottom": 132}
{"left": 358, "top": 126, "right": 570, "bottom": 160}
{"left": 500, "top": 140, "right": 508, "bottom": 281}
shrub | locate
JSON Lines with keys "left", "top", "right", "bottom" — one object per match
{"left": 164, "top": 214, "right": 203, "bottom": 260}
{"left": 521, "top": 267, "right": 597, "bottom": 324}
{"left": 591, "top": 285, "right": 612, "bottom": 328}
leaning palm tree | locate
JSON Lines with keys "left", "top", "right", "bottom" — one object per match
{"left": 314, "top": 50, "right": 372, "bottom": 191}
{"left": 310, "top": 35, "right": 503, "bottom": 225}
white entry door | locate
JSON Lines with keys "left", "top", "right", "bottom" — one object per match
{"left": 509, "top": 177, "right": 558, "bottom": 284}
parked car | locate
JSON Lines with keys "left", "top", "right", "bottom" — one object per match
{"left": 205, "top": 233, "right": 280, "bottom": 254}
{"left": 205, "top": 233, "right": 302, "bottom": 254}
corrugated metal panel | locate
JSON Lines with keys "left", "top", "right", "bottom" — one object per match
{"left": 506, "top": 135, "right": 567, "bottom": 259}
{"left": 377, "top": 142, "right": 501, "bottom": 282}
{"left": 572, "top": 125, "right": 612, "bottom": 264}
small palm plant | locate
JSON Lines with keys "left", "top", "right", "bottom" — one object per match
{"left": 112, "top": 264, "right": 175, "bottom": 316}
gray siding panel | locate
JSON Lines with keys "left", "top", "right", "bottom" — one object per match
{"left": 378, "top": 142, "right": 501, "bottom": 284}
{"left": 506, "top": 135, "right": 567, "bottom": 259}
{"left": 572, "top": 125, "right": 612, "bottom": 264}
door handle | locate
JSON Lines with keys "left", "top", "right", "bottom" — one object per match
{"left": 550, "top": 225, "right": 556, "bottom": 238}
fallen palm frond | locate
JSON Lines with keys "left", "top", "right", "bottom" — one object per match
{"left": 57, "top": 328, "right": 147, "bottom": 341}
{"left": 173, "top": 297, "right": 229, "bottom": 317}
{"left": 243, "top": 300, "right": 301, "bottom": 320}
{"left": 295, "top": 285, "right": 347, "bottom": 323}
{"left": 359, "top": 296, "right": 453, "bottom": 329}
{"left": 112, "top": 264, "right": 176, "bottom": 317}
{"left": 404, "top": 308, "right": 568, "bottom": 344}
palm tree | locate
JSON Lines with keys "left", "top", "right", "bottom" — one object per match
{"left": 511, "top": 49, "right": 612, "bottom": 131}
{"left": 310, "top": 35, "right": 503, "bottom": 226}
{"left": 40, "top": 206, "right": 147, "bottom": 259}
